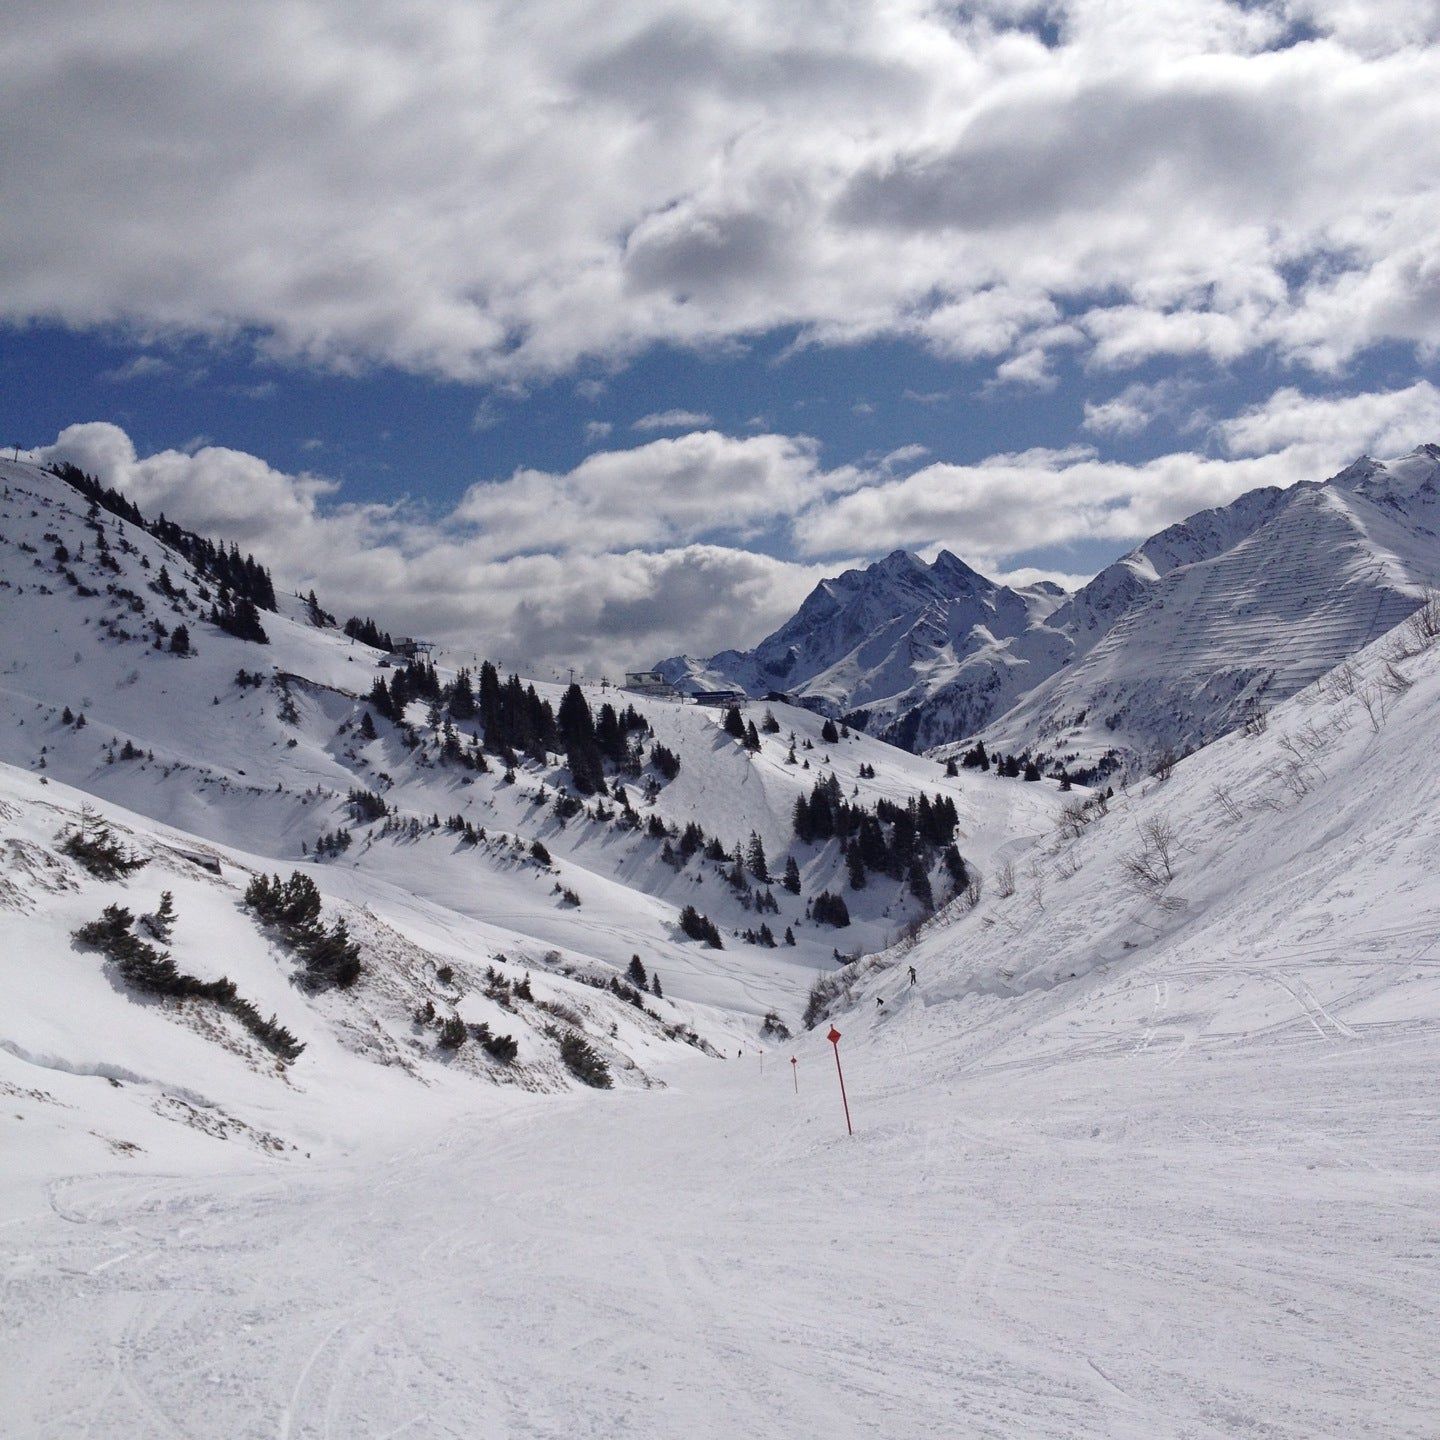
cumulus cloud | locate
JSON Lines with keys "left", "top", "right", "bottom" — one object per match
{"left": 452, "top": 430, "right": 859, "bottom": 556}
{"left": 632, "top": 409, "right": 714, "bottom": 432}
{"left": 2, "top": 3, "right": 1438, "bottom": 382}
{"left": 33, "top": 421, "right": 837, "bottom": 675}
{"left": 1082, "top": 379, "right": 1198, "bottom": 436}
{"left": 794, "top": 384, "right": 1440, "bottom": 562}
{"left": 32, "top": 383, "right": 1438, "bottom": 670}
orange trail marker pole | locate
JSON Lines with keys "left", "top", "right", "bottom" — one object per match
{"left": 826, "top": 1026, "right": 852, "bottom": 1135}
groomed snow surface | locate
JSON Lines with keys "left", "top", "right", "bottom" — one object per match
{"left": 3, "top": 460, "right": 1439, "bottom": 1436}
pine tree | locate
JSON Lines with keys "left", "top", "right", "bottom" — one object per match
{"left": 358, "top": 710, "right": 378, "bottom": 741}
{"left": 627, "top": 955, "right": 648, "bottom": 987}
{"left": 651, "top": 972, "right": 663, "bottom": 998}
{"left": 746, "top": 831, "right": 770, "bottom": 883}
{"left": 782, "top": 854, "right": 801, "bottom": 895}
{"left": 847, "top": 844, "right": 867, "bottom": 890}
{"left": 169, "top": 624, "right": 190, "bottom": 655}
{"left": 907, "top": 858, "right": 934, "bottom": 910}
{"left": 142, "top": 890, "right": 177, "bottom": 943}
{"left": 744, "top": 720, "right": 761, "bottom": 752}
{"left": 723, "top": 705, "right": 746, "bottom": 740}
{"left": 820, "top": 718, "right": 840, "bottom": 744}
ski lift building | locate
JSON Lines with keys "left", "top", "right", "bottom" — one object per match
{"left": 623, "top": 670, "right": 678, "bottom": 698}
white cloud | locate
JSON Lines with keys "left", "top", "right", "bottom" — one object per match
{"left": 99, "top": 355, "right": 176, "bottom": 384}
{"left": 632, "top": 409, "right": 714, "bottom": 432}
{"left": 1082, "top": 379, "right": 1197, "bottom": 436}
{"left": 32, "top": 421, "right": 838, "bottom": 675}
{"left": 583, "top": 420, "right": 614, "bottom": 445}
{"left": 0, "top": 4, "right": 1437, "bottom": 383}
{"left": 794, "top": 382, "right": 1440, "bottom": 562}
{"left": 452, "top": 430, "right": 858, "bottom": 556}
{"left": 1216, "top": 380, "right": 1440, "bottom": 457}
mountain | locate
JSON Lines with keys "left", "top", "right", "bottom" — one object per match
{"left": 657, "top": 547, "right": 1072, "bottom": 742}
{"left": 662, "top": 447, "right": 1440, "bottom": 775}
{"left": 8, "top": 496, "right": 1439, "bottom": 1436}
{"left": 0, "top": 455, "right": 1069, "bottom": 1133}
{"left": 979, "top": 446, "right": 1440, "bottom": 776}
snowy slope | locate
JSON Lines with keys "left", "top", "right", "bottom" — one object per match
{"left": 3, "top": 605, "right": 1438, "bottom": 1438}
{"left": 980, "top": 448, "right": 1440, "bottom": 777}
{"left": 657, "top": 548, "right": 1070, "bottom": 743}
{"left": 0, "top": 457, "right": 1065, "bottom": 1030}
{"left": 661, "top": 448, "right": 1440, "bottom": 775}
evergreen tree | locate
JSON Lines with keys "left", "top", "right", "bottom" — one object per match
{"left": 907, "top": 858, "right": 934, "bottom": 910}
{"left": 847, "top": 843, "right": 867, "bottom": 890}
{"left": 169, "top": 624, "right": 190, "bottom": 655}
{"left": 746, "top": 831, "right": 770, "bottom": 883}
{"left": 723, "top": 705, "right": 746, "bottom": 740}
{"left": 782, "top": 854, "right": 801, "bottom": 895}
{"left": 627, "top": 955, "right": 648, "bottom": 987}
{"left": 744, "top": 720, "right": 762, "bottom": 752}
{"left": 141, "top": 890, "right": 177, "bottom": 943}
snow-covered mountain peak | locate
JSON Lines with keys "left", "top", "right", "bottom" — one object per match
{"left": 1331, "top": 444, "right": 1440, "bottom": 503}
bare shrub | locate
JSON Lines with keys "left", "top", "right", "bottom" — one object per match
{"left": 1150, "top": 747, "right": 1177, "bottom": 782}
{"left": 1120, "top": 818, "right": 1179, "bottom": 902}
{"left": 1377, "top": 659, "right": 1413, "bottom": 698}
{"left": 1244, "top": 709, "right": 1268, "bottom": 738}
{"left": 1404, "top": 588, "right": 1440, "bottom": 648}
{"left": 1056, "top": 800, "right": 1092, "bottom": 841}
{"left": 1209, "top": 785, "right": 1243, "bottom": 825}
{"left": 962, "top": 875, "right": 983, "bottom": 909}
{"left": 1318, "top": 657, "right": 1359, "bottom": 700}
{"left": 995, "top": 861, "right": 1016, "bottom": 899}
{"left": 1356, "top": 683, "right": 1388, "bottom": 733}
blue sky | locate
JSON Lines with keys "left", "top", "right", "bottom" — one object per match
{"left": 5, "top": 2, "right": 1440, "bottom": 673}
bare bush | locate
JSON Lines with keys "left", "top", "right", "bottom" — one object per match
{"left": 1120, "top": 817, "right": 1179, "bottom": 902}
{"left": 1404, "top": 588, "right": 1440, "bottom": 648}
{"left": 1056, "top": 800, "right": 1093, "bottom": 841}
{"left": 1150, "top": 747, "right": 1177, "bottom": 782}
{"left": 1209, "top": 785, "right": 1244, "bottom": 825}
{"left": 995, "top": 861, "right": 1016, "bottom": 899}
{"left": 1377, "top": 659, "right": 1413, "bottom": 698}
{"left": 1055, "top": 847, "right": 1081, "bottom": 879}
{"left": 1243, "top": 709, "right": 1269, "bottom": 737}
{"left": 962, "top": 875, "right": 983, "bottom": 909}
{"left": 1356, "top": 683, "right": 1388, "bottom": 733}
{"left": 1318, "top": 657, "right": 1359, "bottom": 700}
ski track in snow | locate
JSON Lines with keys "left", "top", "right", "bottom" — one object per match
{"left": 5, "top": 985, "right": 1439, "bottom": 1439}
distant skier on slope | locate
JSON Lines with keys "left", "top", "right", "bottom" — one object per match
{"left": 908, "top": 965, "right": 917, "bottom": 986}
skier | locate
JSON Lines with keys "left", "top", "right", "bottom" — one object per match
{"left": 908, "top": 965, "right": 917, "bottom": 986}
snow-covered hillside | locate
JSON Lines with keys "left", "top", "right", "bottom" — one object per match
{"left": 0, "top": 456, "right": 1067, "bottom": 1083}
{"left": 5, "top": 594, "right": 1438, "bottom": 1437}
{"left": 658, "top": 547, "right": 1071, "bottom": 745}
{"left": 980, "top": 448, "right": 1440, "bottom": 777}
{"left": 661, "top": 448, "right": 1440, "bottom": 776}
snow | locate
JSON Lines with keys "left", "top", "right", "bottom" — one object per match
{"left": 2, "top": 459, "right": 1439, "bottom": 1437}
{"left": 661, "top": 448, "right": 1440, "bottom": 774}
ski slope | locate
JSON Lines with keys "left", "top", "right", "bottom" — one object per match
{"left": 3, "top": 459, "right": 1439, "bottom": 1437}
{"left": 0, "top": 456, "right": 1063, "bottom": 1026}
{"left": 4, "top": 603, "right": 1439, "bottom": 1436}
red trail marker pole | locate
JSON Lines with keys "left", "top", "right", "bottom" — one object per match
{"left": 826, "top": 1026, "right": 853, "bottom": 1136}
{"left": 790, "top": 1055, "right": 798, "bottom": 1094}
